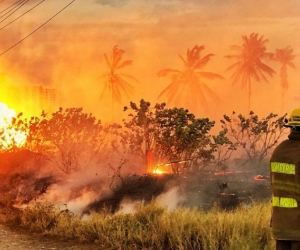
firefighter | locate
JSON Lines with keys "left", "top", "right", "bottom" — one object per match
{"left": 270, "top": 108, "right": 300, "bottom": 250}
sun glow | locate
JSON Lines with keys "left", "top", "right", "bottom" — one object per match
{"left": 0, "top": 102, "right": 27, "bottom": 150}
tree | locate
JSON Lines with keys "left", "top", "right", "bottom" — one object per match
{"left": 225, "top": 33, "right": 275, "bottom": 111}
{"left": 122, "top": 99, "right": 166, "bottom": 172}
{"left": 100, "top": 45, "right": 138, "bottom": 122}
{"left": 22, "top": 107, "right": 113, "bottom": 174}
{"left": 210, "top": 129, "right": 238, "bottom": 171}
{"left": 153, "top": 109, "right": 236, "bottom": 173}
{"left": 274, "top": 46, "right": 297, "bottom": 112}
{"left": 122, "top": 99, "right": 218, "bottom": 174}
{"left": 220, "top": 111, "right": 287, "bottom": 166}
{"left": 157, "top": 45, "right": 223, "bottom": 114}
{"left": 154, "top": 107, "right": 215, "bottom": 173}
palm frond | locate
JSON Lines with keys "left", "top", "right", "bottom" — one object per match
{"left": 193, "top": 54, "right": 215, "bottom": 69}
{"left": 226, "top": 61, "right": 243, "bottom": 72}
{"left": 98, "top": 73, "right": 108, "bottom": 79}
{"left": 224, "top": 54, "right": 241, "bottom": 60}
{"left": 111, "top": 76, "right": 127, "bottom": 103}
{"left": 287, "top": 62, "right": 296, "bottom": 69}
{"left": 200, "top": 82, "right": 220, "bottom": 104}
{"left": 226, "top": 32, "right": 275, "bottom": 87}
{"left": 103, "top": 53, "right": 112, "bottom": 69}
{"left": 101, "top": 46, "right": 136, "bottom": 104}
{"left": 118, "top": 73, "right": 139, "bottom": 83}
{"left": 157, "top": 69, "right": 182, "bottom": 77}
{"left": 167, "top": 82, "right": 186, "bottom": 107}
{"left": 256, "top": 61, "right": 276, "bottom": 77}
{"left": 178, "top": 54, "right": 187, "bottom": 67}
{"left": 228, "top": 45, "right": 241, "bottom": 51}
{"left": 114, "top": 77, "right": 134, "bottom": 100}
{"left": 197, "top": 71, "right": 224, "bottom": 80}
{"left": 116, "top": 60, "right": 133, "bottom": 70}
{"left": 157, "top": 44, "right": 222, "bottom": 112}
{"left": 187, "top": 45, "right": 205, "bottom": 67}
{"left": 158, "top": 77, "right": 184, "bottom": 101}
{"left": 111, "top": 46, "right": 125, "bottom": 69}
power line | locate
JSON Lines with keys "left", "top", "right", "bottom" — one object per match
{"left": 0, "top": 0, "right": 76, "bottom": 57}
{"left": 0, "top": 0, "right": 29, "bottom": 23}
{"left": 0, "top": 0, "right": 46, "bottom": 30}
{"left": 0, "top": 0, "right": 24, "bottom": 15}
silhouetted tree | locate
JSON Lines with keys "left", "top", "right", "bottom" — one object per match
{"left": 274, "top": 46, "right": 296, "bottom": 112}
{"left": 154, "top": 106, "right": 216, "bottom": 173}
{"left": 220, "top": 110, "right": 287, "bottom": 165}
{"left": 122, "top": 99, "right": 231, "bottom": 174}
{"left": 225, "top": 33, "right": 275, "bottom": 111}
{"left": 22, "top": 107, "right": 113, "bottom": 174}
{"left": 157, "top": 45, "right": 223, "bottom": 113}
{"left": 100, "top": 45, "right": 138, "bottom": 122}
{"left": 122, "top": 99, "right": 167, "bottom": 172}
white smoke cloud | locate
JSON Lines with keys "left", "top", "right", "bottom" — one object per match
{"left": 116, "top": 198, "right": 140, "bottom": 215}
{"left": 156, "top": 186, "right": 185, "bottom": 210}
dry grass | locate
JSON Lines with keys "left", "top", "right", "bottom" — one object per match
{"left": 7, "top": 201, "right": 275, "bottom": 250}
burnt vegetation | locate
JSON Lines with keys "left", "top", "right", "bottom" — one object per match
{"left": 0, "top": 101, "right": 287, "bottom": 217}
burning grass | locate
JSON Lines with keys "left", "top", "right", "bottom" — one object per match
{"left": 0, "top": 150, "right": 273, "bottom": 249}
{"left": 0, "top": 201, "right": 274, "bottom": 250}
{"left": 0, "top": 104, "right": 275, "bottom": 249}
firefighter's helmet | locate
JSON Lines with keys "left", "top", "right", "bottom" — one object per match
{"left": 284, "top": 108, "right": 300, "bottom": 127}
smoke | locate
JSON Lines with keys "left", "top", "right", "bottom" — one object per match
{"left": 156, "top": 186, "right": 185, "bottom": 210}
{"left": 0, "top": 0, "right": 299, "bottom": 122}
{"left": 33, "top": 164, "right": 112, "bottom": 214}
{"left": 116, "top": 198, "right": 140, "bottom": 215}
{"left": 0, "top": 0, "right": 287, "bottom": 214}
{"left": 0, "top": 149, "right": 271, "bottom": 219}
{"left": 115, "top": 186, "right": 186, "bottom": 215}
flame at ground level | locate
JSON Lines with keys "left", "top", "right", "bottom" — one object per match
{"left": 152, "top": 160, "right": 189, "bottom": 175}
{"left": 152, "top": 163, "right": 173, "bottom": 175}
{"left": 153, "top": 169, "right": 166, "bottom": 175}
{"left": 0, "top": 102, "right": 27, "bottom": 150}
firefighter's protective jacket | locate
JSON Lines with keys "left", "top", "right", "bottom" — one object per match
{"left": 270, "top": 130, "right": 300, "bottom": 240}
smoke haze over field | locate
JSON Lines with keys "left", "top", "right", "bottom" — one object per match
{"left": 0, "top": 0, "right": 299, "bottom": 123}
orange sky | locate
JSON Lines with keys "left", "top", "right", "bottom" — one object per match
{"left": 0, "top": 0, "right": 300, "bottom": 126}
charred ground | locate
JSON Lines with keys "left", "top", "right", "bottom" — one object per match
{"left": 0, "top": 150, "right": 271, "bottom": 217}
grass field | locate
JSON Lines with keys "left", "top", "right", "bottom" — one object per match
{"left": 0, "top": 200, "right": 275, "bottom": 250}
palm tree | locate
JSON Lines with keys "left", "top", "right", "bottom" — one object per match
{"left": 225, "top": 33, "right": 275, "bottom": 112}
{"left": 157, "top": 45, "right": 223, "bottom": 113}
{"left": 274, "top": 46, "right": 296, "bottom": 112}
{"left": 100, "top": 45, "right": 138, "bottom": 121}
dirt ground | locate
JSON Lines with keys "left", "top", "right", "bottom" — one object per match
{"left": 0, "top": 223, "right": 102, "bottom": 250}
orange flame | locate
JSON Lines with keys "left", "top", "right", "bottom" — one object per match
{"left": 153, "top": 169, "right": 165, "bottom": 175}
{"left": 0, "top": 102, "right": 27, "bottom": 150}
{"left": 152, "top": 163, "right": 173, "bottom": 175}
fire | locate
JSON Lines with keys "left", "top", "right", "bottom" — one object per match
{"left": 153, "top": 169, "right": 165, "bottom": 175}
{"left": 152, "top": 163, "right": 173, "bottom": 175}
{"left": 152, "top": 160, "right": 188, "bottom": 175}
{"left": 0, "top": 102, "right": 27, "bottom": 150}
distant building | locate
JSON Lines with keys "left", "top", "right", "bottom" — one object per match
{"left": 0, "top": 83, "right": 58, "bottom": 116}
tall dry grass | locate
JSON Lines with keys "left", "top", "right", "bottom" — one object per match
{"left": 14, "top": 201, "right": 275, "bottom": 250}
